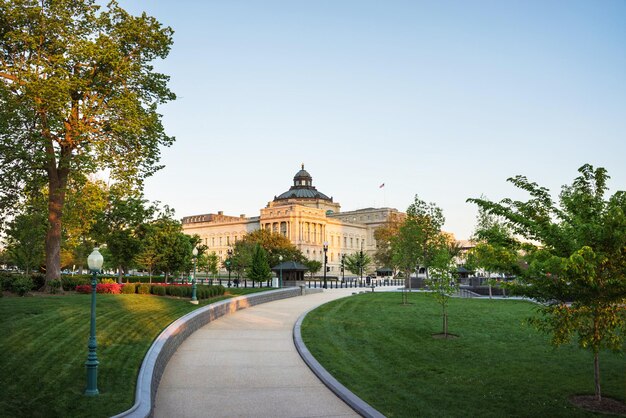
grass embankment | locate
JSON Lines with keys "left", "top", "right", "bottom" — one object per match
{"left": 302, "top": 293, "right": 625, "bottom": 418}
{"left": 0, "top": 288, "right": 272, "bottom": 418}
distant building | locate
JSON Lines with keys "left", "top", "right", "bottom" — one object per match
{"left": 181, "top": 165, "right": 403, "bottom": 274}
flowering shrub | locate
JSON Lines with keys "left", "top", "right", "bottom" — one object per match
{"left": 75, "top": 283, "right": 122, "bottom": 294}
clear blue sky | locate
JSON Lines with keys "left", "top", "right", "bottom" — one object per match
{"left": 120, "top": 0, "right": 625, "bottom": 240}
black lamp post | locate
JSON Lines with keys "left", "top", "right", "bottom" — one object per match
{"left": 85, "top": 247, "right": 104, "bottom": 396}
{"left": 226, "top": 248, "right": 233, "bottom": 287}
{"left": 323, "top": 241, "right": 328, "bottom": 289}
{"left": 359, "top": 242, "right": 364, "bottom": 285}
{"left": 190, "top": 246, "right": 198, "bottom": 304}
{"left": 341, "top": 253, "right": 345, "bottom": 282}
{"left": 278, "top": 254, "right": 283, "bottom": 288}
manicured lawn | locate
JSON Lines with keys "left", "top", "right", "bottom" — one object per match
{"left": 301, "top": 292, "right": 625, "bottom": 418}
{"left": 0, "top": 291, "right": 250, "bottom": 418}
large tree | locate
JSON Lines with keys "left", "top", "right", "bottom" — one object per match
{"left": 468, "top": 164, "right": 626, "bottom": 401}
{"left": 0, "top": 0, "right": 175, "bottom": 288}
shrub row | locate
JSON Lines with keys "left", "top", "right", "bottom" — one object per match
{"left": 75, "top": 283, "right": 122, "bottom": 294}
{"left": 119, "top": 283, "right": 226, "bottom": 300}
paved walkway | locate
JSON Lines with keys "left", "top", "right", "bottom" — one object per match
{"left": 153, "top": 288, "right": 363, "bottom": 418}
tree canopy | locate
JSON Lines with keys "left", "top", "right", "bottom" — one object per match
{"left": 0, "top": 0, "right": 175, "bottom": 286}
{"left": 468, "top": 164, "right": 626, "bottom": 401}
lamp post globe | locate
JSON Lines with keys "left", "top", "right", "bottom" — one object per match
{"left": 85, "top": 247, "right": 103, "bottom": 396}
{"left": 190, "top": 246, "right": 199, "bottom": 304}
{"left": 278, "top": 255, "right": 283, "bottom": 288}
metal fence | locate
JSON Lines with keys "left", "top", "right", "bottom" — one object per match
{"left": 173, "top": 277, "right": 404, "bottom": 289}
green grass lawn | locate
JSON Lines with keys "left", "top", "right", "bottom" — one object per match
{"left": 0, "top": 290, "right": 264, "bottom": 418}
{"left": 301, "top": 292, "right": 625, "bottom": 418}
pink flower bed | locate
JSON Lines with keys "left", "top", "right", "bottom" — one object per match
{"left": 75, "top": 283, "right": 122, "bottom": 294}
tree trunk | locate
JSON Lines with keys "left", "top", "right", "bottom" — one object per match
{"left": 44, "top": 169, "right": 68, "bottom": 291}
{"left": 118, "top": 265, "right": 123, "bottom": 283}
{"left": 594, "top": 350, "right": 601, "bottom": 401}
{"left": 443, "top": 309, "right": 448, "bottom": 336}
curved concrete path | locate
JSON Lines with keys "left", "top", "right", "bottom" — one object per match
{"left": 153, "top": 288, "right": 361, "bottom": 418}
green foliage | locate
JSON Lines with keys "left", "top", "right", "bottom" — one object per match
{"left": 137, "top": 284, "right": 151, "bottom": 295}
{"left": 246, "top": 244, "right": 272, "bottom": 282}
{"left": 392, "top": 195, "right": 446, "bottom": 279}
{"left": 151, "top": 285, "right": 166, "bottom": 296}
{"left": 0, "top": 0, "right": 176, "bottom": 285}
{"left": 3, "top": 208, "right": 46, "bottom": 274}
{"left": 426, "top": 247, "right": 460, "bottom": 336}
{"left": 61, "top": 275, "right": 90, "bottom": 291}
{"left": 343, "top": 252, "right": 372, "bottom": 276}
{"left": 303, "top": 259, "right": 322, "bottom": 278}
{"left": 166, "top": 285, "right": 184, "bottom": 297}
{"left": 235, "top": 229, "right": 305, "bottom": 270}
{"left": 121, "top": 283, "right": 137, "bottom": 294}
{"left": 468, "top": 164, "right": 626, "bottom": 400}
{"left": 11, "top": 275, "right": 34, "bottom": 296}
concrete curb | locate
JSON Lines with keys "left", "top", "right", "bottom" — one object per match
{"left": 112, "top": 287, "right": 311, "bottom": 418}
{"left": 293, "top": 308, "right": 386, "bottom": 418}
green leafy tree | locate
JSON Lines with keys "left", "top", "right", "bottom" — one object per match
{"left": 94, "top": 192, "right": 156, "bottom": 282}
{"left": 148, "top": 216, "right": 192, "bottom": 282}
{"left": 344, "top": 251, "right": 372, "bottom": 278}
{"left": 247, "top": 243, "right": 272, "bottom": 284}
{"left": 4, "top": 209, "right": 46, "bottom": 274}
{"left": 134, "top": 244, "right": 160, "bottom": 284}
{"left": 0, "top": 0, "right": 175, "bottom": 289}
{"left": 427, "top": 246, "right": 459, "bottom": 337}
{"left": 391, "top": 195, "right": 445, "bottom": 303}
{"left": 304, "top": 259, "right": 322, "bottom": 279}
{"left": 60, "top": 178, "right": 108, "bottom": 273}
{"left": 373, "top": 211, "right": 402, "bottom": 271}
{"left": 468, "top": 164, "right": 626, "bottom": 401}
{"left": 240, "top": 229, "right": 305, "bottom": 266}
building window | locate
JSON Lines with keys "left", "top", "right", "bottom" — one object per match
{"left": 227, "top": 236, "right": 230, "bottom": 245}
{"left": 343, "top": 237, "right": 347, "bottom": 247}
{"left": 350, "top": 237, "right": 353, "bottom": 248}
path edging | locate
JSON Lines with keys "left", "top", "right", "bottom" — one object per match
{"left": 112, "top": 287, "right": 313, "bottom": 418}
{"left": 293, "top": 308, "right": 386, "bottom": 418}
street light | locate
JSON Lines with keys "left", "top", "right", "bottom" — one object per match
{"left": 85, "top": 247, "right": 103, "bottom": 396}
{"left": 278, "top": 254, "right": 283, "bottom": 288}
{"left": 190, "top": 246, "right": 198, "bottom": 304}
{"left": 359, "top": 241, "right": 364, "bottom": 286}
{"left": 323, "top": 241, "right": 328, "bottom": 289}
{"left": 226, "top": 248, "right": 233, "bottom": 287}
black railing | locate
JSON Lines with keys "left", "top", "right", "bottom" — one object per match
{"left": 305, "top": 278, "right": 403, "bottom": 289}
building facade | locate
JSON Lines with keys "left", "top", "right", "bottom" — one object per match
{"left": 181, "top": 166, "right": 403, "bottom": 274}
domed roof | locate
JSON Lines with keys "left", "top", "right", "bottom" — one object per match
{"left": 274, "top": 165, "right": 332, "bottom": 202}
{"left": 276, "top": 188, "right": 331, "bottom": 200}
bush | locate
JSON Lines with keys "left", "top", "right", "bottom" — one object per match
{"left": 121, "top": 283, "right": 137, "bottom": 294}
{"left": 62, "top": 276, "right": 90, "bottom": 291}
{"left": 31, "top": 273, "right": 45, "bottom": 290}
{"left": 75, "top": 283, "right": 122, "bottom": 294}
{"left": 137, "top": 284, "right": 151, "bottom": 295}
{"left": 152, "top": 285, "right": 166, "bottom": 296}
{"left": 0, "top": 272, "right": 13, "bottom": 291}
{"left": 166, "top": 285, "right": 186, "bottom": 297}
{"left": 49, "top": 279, "right": 62, "bottom": 294}
{"left": 12, "top": 276, "right": 34, "bottom": 296}
{"left": 101, "top": 278, "right": 117, "bottom": 285}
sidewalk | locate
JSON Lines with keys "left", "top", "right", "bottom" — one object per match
{"left": 153, "top": 288, "right": 362, "bottom": 418}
